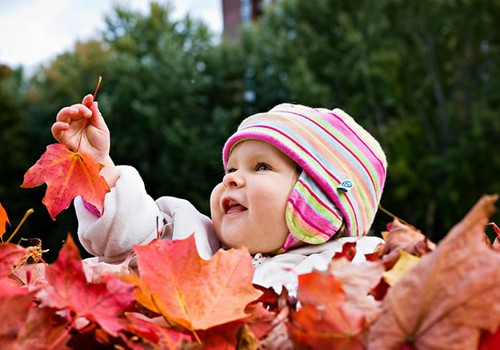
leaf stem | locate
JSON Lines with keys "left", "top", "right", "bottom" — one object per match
{"left": 191, "top": 329, "right": 201, "bottom": 344}
{"left": 5, "top": 208, "right": 34, "bottom": 244}
{"left": 378, "top": 205, "right": 412, "bottom": 227}
{"left": 92, "top": 76, "right": 102, "bottom": 99}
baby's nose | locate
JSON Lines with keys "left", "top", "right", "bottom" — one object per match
{"left": 223, "top": 171, "right": 245, "bottom": 188}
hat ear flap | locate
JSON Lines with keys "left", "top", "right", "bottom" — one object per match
{"left": 282, "top": 170, "right": 344, "bottom": 251}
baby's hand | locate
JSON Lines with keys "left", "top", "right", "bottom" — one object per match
{"left": 51, "top": 94, "right": 119, "bottom": 187}
{"left": 51, "top": 94, "right": 110, "bottom": 163}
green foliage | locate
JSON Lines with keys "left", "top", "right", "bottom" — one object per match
{"left": 0, "top": 65, "right": 29, "bottom": 214}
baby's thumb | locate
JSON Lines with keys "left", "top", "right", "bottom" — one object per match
{"left": 87, "top": 97, "right": 107, "bottom": 129}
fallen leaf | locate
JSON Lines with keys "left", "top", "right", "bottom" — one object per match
{"left": 0, "top": 286, "right": 36, "bottom": 343}
{"left": 21, "top": 143, "right": 110, "bottom": 220}
{"left": 123, "top": 313, "right": 193, "bottom": 349}
{"left": 289, "top": 271, "right": 365, "bottom": 349}
{"left": 479, "top": 327, "right": 500, "bottom": 350}
{"left": 16, "top": 306, "right": 70, "bottom": 350}
{"left": 332, "top": 241, "right": 357, "bottom": 261}
{"left": 382, "top": 250, "right": 421, "bottom": 286}
{"left": 379, "top": 219, "right": 435, "bottom": 269}
{"left": 0, "top": 286, "right": 66, "bottom": 350}
{"left": 133, "top": 235, "right": 263, "bottom": 331}
{"left": 41, "top": 234, "right": 135, "bottom": 336}
{"left": 0, "top": 203, "right": 9, "bottom": 237}
{"left": 197, "top": 302, "right": 278, "bottom": 349}
{"left": 367, "top": 194, "right": 500, "bottom": 350}
{"left": 236, "top": 324, "right": 260, "bottom": 350}
{"left": 328, "top": 255, "right": 385, "bottom": 323}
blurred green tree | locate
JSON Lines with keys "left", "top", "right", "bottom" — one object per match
{"left": 0, "top": 65, "right": 30, "bottom": 230}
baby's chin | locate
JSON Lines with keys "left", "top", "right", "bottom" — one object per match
{"left": 217, "top": 239, "right": 262, "bottom": 254}
{"left": 215, "top": 227, "right": 285, "bottom": 254}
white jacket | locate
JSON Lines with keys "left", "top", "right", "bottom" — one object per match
{"left": 75, "top": 166, "right": 384, "bottom": 293}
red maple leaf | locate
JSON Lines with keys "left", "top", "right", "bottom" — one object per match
{"left": 133, "top": 235, "right": 263, "bottom": 332}
{"left": 21, "top": 143, "right": 110, "bottom": 220}
{"left": 0, "top": 292, "right": 68, "bottom": 350}
{"left": 0, "top": 287, "right": 39, "bottom": 348}
{"left": 289, "top": 271, "right": 366, "bottom": 349}
{"left": 0, "top": 203, "right": 10, "bottom": 237}
{"left": 197, "top": 302, "right": 278, "bottom": 348}
{"left": 123, "top": 313, "right": 193, "bottom": 349}
{"left": 367, "top": 194, "right": 500, "bottom": 349}
{"left": 41, "top": 234, "right": 135, "bottom": 336}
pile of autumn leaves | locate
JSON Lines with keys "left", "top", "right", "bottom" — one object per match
{"left": 3, "top": 198, "right": 500, "bottom": 349}
{"left": 2, "top": 143, "right": 500, "bottom": 349}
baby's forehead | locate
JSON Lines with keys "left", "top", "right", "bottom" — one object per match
{"left": 225, "top": 139, "right": 297, "bottom": 166}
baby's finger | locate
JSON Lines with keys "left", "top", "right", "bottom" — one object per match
{"left": 51, "top": 121, "right": 69, "bottom": 142}
{"left": 88, "top": 100, "right": 106, "bottom": 128}
{"left": 56, "top": 105, "right": 92, "bottom": 123}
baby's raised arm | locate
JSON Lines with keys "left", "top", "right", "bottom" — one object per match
{"left": 51, "top": 94, "right": 119, "bottom": 187}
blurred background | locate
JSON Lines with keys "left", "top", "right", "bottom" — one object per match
{"left": 1, "top": 0, "right": 499, "bottom": 262}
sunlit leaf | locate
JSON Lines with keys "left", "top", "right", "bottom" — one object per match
{"left": 368, "top": 195, "right": 500, "bottom": 349}
{"left": 21, "top": 143, "right": 109, "bottom": 220}
{"left": 133, "top": 235, "right": 263, "bottom": 331}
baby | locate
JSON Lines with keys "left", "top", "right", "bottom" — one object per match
{"left": 52, "top": 95, "right": 387, "bottom": 293}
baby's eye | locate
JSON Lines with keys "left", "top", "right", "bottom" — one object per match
{"left": 256, "top": 163, "right": 270, "bottom": 171}
{"left": 225, "top": 167, "right": 236, "bottom": 175}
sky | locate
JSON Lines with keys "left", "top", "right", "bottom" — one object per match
{"left": 0, "top": 0, "right": 222, "bottom": 69}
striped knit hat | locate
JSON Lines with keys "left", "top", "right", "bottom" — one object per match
{"left": 222, "top": 103, "right": 387, "bottom": 252}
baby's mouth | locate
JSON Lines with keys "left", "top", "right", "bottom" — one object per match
{"left": 223, "top": 198, "right": 247, "bottom": 214}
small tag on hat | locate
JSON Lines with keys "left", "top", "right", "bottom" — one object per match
{"left": 338, "top": 180, "right": 354, "bottom": 193}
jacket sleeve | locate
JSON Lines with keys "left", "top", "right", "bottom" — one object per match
{"left": 74, "top": 166, "right": 166, "bottom": 264}
{"left": 155, "top": 196, "right": 221, "bottom": 259}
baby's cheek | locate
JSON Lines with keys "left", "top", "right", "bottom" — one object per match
{"left": 209, "top": 183, "right": 224, "bottom": 213}
{"left": 209, "top": 183, "right": 224, "bottom": 238}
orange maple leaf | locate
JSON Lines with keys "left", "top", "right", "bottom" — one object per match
{"left": 21, "top": 143, "right": 110, "bottom": 220}
{"left": 133, "top": 235, "right": 263, "bottom": 332}
{"left": 367, "top": 194, "right": 500, "bottom": 350}
{"left": 289, "top": 271, "right": 366, "bottom": 350}
{"left": 0, "top": 203, "right": 9, "bottom": 237}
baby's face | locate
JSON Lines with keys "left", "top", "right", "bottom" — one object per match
{"left": 210, "top": 140, "right": 298, "bottom": 254}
